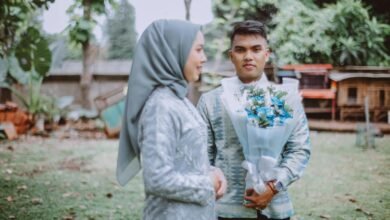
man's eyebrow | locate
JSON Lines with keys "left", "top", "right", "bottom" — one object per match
{"left": 252, "top": 44, "right": 265, "bottom": 48}
{"left": 233, "top": 44, "right": 266, "bottom": 48}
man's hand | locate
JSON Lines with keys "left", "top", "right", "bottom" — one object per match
{"left": 243, "top": 183, "right": 276, "bottom": 210}
{"left": 209, "top": 166, "right": 227, "bottom": 200}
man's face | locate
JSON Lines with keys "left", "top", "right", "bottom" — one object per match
{"left": 229, "top": 34, "right": 270, "bottom": 83}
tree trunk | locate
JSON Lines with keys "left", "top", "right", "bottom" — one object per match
{"left": 80, "top": 0, "right": 93, "bottom": 109}
{"left": 184, "top": 0, "right": 192, "bottom": 21}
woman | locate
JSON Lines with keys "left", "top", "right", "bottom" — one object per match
{"left": 116, "top": 19, "right": 226, "bottom": 220}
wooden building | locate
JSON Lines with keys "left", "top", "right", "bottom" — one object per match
{"left": 329, "top": 72, "right": 390, "bottom": 122}
{"left": 277, "top": 64, "right": 336, "bottom": 120}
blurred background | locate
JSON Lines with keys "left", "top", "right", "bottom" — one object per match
{"left": 0, "top": 0, "right": 389, "bottom": 219}
{"left": 1, "top": 0, "right": 389, "bottom": 135}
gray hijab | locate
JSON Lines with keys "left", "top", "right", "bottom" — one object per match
{"left": 116, "top": 19, "right": 201, "bottom": 186}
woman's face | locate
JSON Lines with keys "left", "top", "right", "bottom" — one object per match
{"left": 183, "top": 31, "right": 207, "bottom": 83}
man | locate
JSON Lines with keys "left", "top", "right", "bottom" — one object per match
{"left": 197, "top": 20, "right": 311, "bottom": 220}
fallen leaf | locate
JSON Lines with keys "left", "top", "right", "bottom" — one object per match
{"left": 319, "top": 214, "right": 331, "bottom": 219}
{"left": 62, "top": 192, "right": 80, "bottom": 198}
{"left": 17, "top": 185, "right": 27, "bottom": 191}
{"left": 86, "top": 193, "right": 95, "bottom": 200}
{"left": 6, "top": 196, "right": 13, "bottom": 202}
{"left": 5, "top": 169, "right": 12, "bottom": 174}
{"left": 62, "top": 192, "right": 73, "bottom": 198}
{"left": 356, "top": 207, "right": 373, "bottom": 216}
{"left": 8, "top": 216, "right": 16, "bottom": 219}
{"left": 62, "top": 215, "right": 74, "bottom": 220}
{"left": 31, "top": 198, "right": 43, "bottom": 205}
{"left": 349, "top": 198, "right": 357, "bottom": 203}
{"left": 106, "top": 193, "right": 113, "bottom": 198}
{"left": 6, "top": 146, "right": 14, "bottom": 151}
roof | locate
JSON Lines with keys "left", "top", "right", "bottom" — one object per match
{"left": 301, "top": 89, "right": 335, "bottom": 99}
{"left": 48, "top": 60, "right": 237, "bottom": 77}
{"left": 281, "top": 64, "right": 333, "bottom": 71}
{"left": 202, "top": 61, "right": 236, "bottom": 77}
{"left": 49, "top": 60, "right": 132, "bottom": 76}
{"left": 329, "top": 72, "right": 390, "bottom": 82}
{"left": 334, "top": 66, "right": 390, "bottom": 72}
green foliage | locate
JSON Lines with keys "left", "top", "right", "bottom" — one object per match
{"left": 47, "top": 34, "right": 83, "bottom": 70}
{"left": 9, "top": 72, "right": 45, "bottom": 115}
{"left": 269, "top": 0, "right": 334, "bottom": 65}
{"left": 328, "top": 0, "right": 390, "bottom": 66}
{"left": 0, "top": 0, "right": 54, "bottom": 84}
{"left": 6, "top": 71, "right": 72, "bottom": 122}
{"left": 213, "top": 0, "right": 277, "bottom": 24}
{"left": 105, "top": 0, "right": 137, "bottom": 59}
{"left": 205, "top": 0, "right": 278, "bottom": 61}
{"left": 210, "top": 0, "right": 390, "bottom": 66}
{"left": 270, "top": 0, "right": 390, "bottom": 66}
{"left": 15, "top": 27, "right": 51, "bottom": 76}
{"left": 203, "top": 18, "right": 231, "bottom": 61}
{"left": 67, "top": 0, "right": 115, "bottom": 46}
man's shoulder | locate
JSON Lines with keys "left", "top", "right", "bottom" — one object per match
{"left": 197, "top": 86, "right": 225, "bottom": 115}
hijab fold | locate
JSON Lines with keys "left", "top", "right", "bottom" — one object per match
{"left": 116, "top": 19, "right": 201, "bottom": 186}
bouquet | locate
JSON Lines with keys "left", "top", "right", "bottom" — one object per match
{"left": 221, "top": 76, "right": 300, "bottom": 194}
{"left": 244, "top": 85, "right": 293, "bottom": 128}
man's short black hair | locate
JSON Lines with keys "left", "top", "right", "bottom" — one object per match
{"left": 230, "top": 20, "right": 267, "bottom": 45}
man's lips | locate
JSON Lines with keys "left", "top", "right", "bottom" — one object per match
{"left": 243, "top": 64, "right": 256, "bottom": 69}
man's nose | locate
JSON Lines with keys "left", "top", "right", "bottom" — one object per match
{"left": 243, "top": 51, "right": 253, "bottom": 61}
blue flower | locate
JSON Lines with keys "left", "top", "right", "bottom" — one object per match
{"left": 245, "top": 86, "right": 293, "bottom": 128}
{"left": 271, "top": 97, "right": 284, "bottom": 108}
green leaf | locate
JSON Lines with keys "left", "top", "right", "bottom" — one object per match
{"left": 0, "top": 57, "right": 9, "bottom": 82}
{"left": 33, "top": 37, "right": 51, "bottom": 77}
{"left": 15, "top": 27, "right": 51, "bottom": 76}
{"left": 8, "top": 56, "right": 28, "bottom": 84}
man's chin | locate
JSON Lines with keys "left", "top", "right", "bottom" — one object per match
{"left": 238, "top": 73, "right": 261, "bottom": 81}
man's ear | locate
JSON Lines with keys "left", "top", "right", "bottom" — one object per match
{"left": 265, "top": 50, "right": 270, "bottom": 62}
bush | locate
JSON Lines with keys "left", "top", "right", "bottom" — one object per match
{"left": 269, "top": 0, "right": 390, "bottom": 66}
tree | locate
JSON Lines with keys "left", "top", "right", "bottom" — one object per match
{"left": 209, "top": 0, "right": 390, "bottom": 66}
{"left": 0, "top": 0, "right": 54, "bottom": 102}
{"left": 269, "top": 0, "right": 390, "bottom": 66}
{"left": 67, "top": 0, "right": 115, "bottom": 109}
{"left": 105, "top": 0, "right": 137, "bottom": 59}
{"left": 204, "top": 0, "right": 277, "bottom": 63}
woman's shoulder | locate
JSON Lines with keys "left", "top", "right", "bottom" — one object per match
{"left": 145, "top": 86, "right": 181, "bottom": 112}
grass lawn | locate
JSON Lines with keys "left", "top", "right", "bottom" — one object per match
{"left": 0, "top": 132, "right": 389, "bottom": 220}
